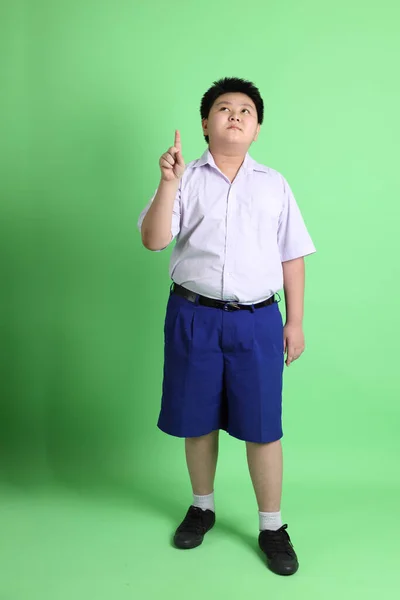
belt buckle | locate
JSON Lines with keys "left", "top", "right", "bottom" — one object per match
{"left": 223, "top": 301, "right": 241, "bottom": 311}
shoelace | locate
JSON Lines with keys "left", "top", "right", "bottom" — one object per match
{"left": 261, "top": 525, "right": 296, "bottom": 557}
{"left": 177, "top": 507, "right": 207, "bottom": 534}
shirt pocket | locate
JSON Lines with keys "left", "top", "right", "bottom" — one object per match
{"left": 250, "top": 191, "right": 281, "bottom": 233}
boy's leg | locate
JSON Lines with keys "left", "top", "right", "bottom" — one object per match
{"left": 185, "top": 429, "right": 219, "bottom": 495}
{"left": 247, "top": 439, "right": 299, "bottom": 575}
{"left": 223, "top": 303, "right": 285, "bottom": 524}
{"left": 245, "top": 439, "right": 283, "bottom": 513}
{"left": 173, "top": 430, "right": 219, "bottom": 549}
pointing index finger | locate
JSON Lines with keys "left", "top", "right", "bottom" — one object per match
{"left": 174, "top": 129, "right": 181, "bottom": 152}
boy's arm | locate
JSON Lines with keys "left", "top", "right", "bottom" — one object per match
{"left": 282, "top": 257, "right": 305, "bottom": 325}
{"left": 282, "top": 257, "right": 305, "bottom": 366}
{"left": 139, "top": 130, "right": 184, "bottom": 251}
{"left": 141, "top": 179, "right": 179, "bottom": 251}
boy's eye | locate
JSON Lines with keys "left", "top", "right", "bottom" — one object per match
{"left": 220, "top": 107, "right": 250, "bottom": 113}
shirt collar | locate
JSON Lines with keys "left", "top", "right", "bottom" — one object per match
{"left": 193, "top": 147, "right": 268, "bottom": 174}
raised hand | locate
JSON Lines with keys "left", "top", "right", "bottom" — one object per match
{"left": 159, "top": 130, "right": 185, "bottom": 182}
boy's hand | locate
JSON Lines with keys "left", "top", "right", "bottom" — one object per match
{"left": 159, "top": 130, "right": 186, "bottom": 182}
{"left": 283, "top": 323, "right": 305, "bottom": 366}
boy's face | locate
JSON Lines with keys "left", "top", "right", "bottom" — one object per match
{"left": 202, "top": 92, "right": 260, "bottom": 150}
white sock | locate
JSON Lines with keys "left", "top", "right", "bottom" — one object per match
{"left": 193, "top": 491, "right": 215, "bottom": 513}
{"left": 259, "top": 510, "right": 283, "bottom": 531}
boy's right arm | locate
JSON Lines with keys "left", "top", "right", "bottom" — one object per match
{"left": 141, "top": 179, "right": 179, "bottom": 250}
{"left": 141, "top": 130, "right": 185, "bottom": 251}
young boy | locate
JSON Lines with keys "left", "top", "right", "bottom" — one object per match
{"left": 137, "top": 77, "right": 316, "bottom": 576}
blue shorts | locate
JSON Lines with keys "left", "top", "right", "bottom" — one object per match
{"left": 158, "top": 286, "right": 285, "bottom": 443}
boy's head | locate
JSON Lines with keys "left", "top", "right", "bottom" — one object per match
{"left": 200, "top": 77, "right": 264, "bottom": 149}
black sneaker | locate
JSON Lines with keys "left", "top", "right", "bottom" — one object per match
{"left": 173, "top": 505, "right": 215, "bottom": 549}
{"left": 258, "top": 524, "right": 299, "bottom": 575}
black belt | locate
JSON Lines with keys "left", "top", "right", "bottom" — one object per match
{"left": 171, "top": 283, "right": 276, "bottom": 311}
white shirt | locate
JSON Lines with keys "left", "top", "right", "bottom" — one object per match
{"left": 138, "top": 148, "right": 316, "bottom": 304}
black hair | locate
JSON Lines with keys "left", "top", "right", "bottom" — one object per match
{"left": 200, "top": 77, "right": 264, "bottom": 144}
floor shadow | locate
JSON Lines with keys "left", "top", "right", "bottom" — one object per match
{"left": 53, "top": 469, "right": 265, "bottom": 563}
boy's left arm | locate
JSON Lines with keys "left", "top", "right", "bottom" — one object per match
{"left": 282, "top": 257, "right": 306, "bottom": 367}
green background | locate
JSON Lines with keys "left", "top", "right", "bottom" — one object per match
{"left": 1, "top": 0, "right": 399, "bottom": 598}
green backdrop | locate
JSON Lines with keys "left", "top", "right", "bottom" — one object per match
{"left": 1, "top": 1, "right": 399, "bottom": 598}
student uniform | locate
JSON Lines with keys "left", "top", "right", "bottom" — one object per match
{"left": 137, "top": 148, "right": 316, "bottom": 443}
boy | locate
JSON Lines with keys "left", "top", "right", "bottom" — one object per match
{"left": 137, "top": 77, "right": 316, "bottom": 576}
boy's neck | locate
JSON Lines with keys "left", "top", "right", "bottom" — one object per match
{"left": 209, "top": 146, "right": 248, "bottom": 182}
